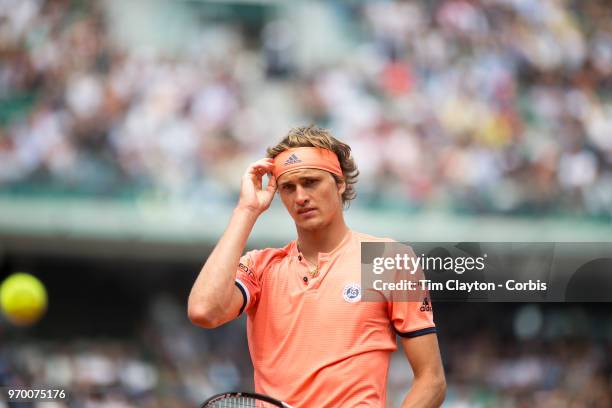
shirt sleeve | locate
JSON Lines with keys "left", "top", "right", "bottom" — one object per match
{"left": 388, "top": 295, "right": 436, "bottom": 338}
{"left": 234, "top": 250, "right": 264, "bottom": 315}
{"left": 235, "top": 247, "right": 287, "bottom": 316}
{"left": 387, "top": 243, "right": 437, "bottom": 338}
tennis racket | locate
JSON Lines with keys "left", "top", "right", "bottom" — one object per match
{"left": 201, "top": 391, "right": 294, "bottom": 407}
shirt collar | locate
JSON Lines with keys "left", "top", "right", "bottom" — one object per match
{"left": 291, "top": 229, "right": 353, "bottom": 261}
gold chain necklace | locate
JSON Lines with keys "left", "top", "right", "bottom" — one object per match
{"left": 298, "top": 244, "right": 319, "bottom": 278}
{"left": 307, "top": 264, "right": 319, "bottom": 278}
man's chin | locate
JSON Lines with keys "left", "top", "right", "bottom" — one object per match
{"left": 295, "top": 217, "right": 324, "bottom": 231}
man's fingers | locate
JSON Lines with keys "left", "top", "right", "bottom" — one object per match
{"left": 246, "top": 159, "right": 275, "bottom": 176}
{"left": 243, "top": 159, "right": 276, "bottom": 196}
{"left": 266, "top": 175, "right": 277, "bottom": 192}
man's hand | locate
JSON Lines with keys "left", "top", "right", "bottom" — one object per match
{"left": 189, "top": 158, "right": 276, "bottom": 328}
{"left": 238, "top": 158, "right": 277, "bottom": 214}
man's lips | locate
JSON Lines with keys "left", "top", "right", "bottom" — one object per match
{"left": 298, "top": 208, "right": 317, "bottom": 215}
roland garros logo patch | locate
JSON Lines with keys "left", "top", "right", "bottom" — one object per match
{"left": 343, "top": 283, "right": 361, "bottom": 303}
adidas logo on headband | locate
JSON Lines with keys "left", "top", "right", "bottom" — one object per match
{"left": 284, "top": 154, "right": 302, "bottom": 166}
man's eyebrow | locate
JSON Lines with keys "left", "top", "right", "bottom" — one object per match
{"left": 279, "top": 174, "right": 321, "bottom": 186}
{"left": 299, "top": 174, "right": 321, "bottom": 180}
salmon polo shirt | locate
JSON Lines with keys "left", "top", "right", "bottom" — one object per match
{"left": 234, "top": 230, "right": 436, "bottom": 407}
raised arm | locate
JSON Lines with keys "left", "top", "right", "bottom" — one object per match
{"left": 188, "top": 158, "right": 277, "bottom": 328}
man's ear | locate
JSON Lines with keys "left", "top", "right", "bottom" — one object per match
{"left": 337, "top": 177, "right": 346, "bottom": 196}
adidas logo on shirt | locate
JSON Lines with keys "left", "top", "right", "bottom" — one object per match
{"left": 420, "top": 297, "right": 432, "bottom": 312}
{"left": 284, "top": 154, "right": 302, "bottom": 166}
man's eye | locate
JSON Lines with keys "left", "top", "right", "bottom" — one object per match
{"left": 304, "top": 179, "right": 317, "bottom": 186}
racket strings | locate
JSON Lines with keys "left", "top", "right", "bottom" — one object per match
{"left": 205, "top": 397, "right": 277, "bottom": 407}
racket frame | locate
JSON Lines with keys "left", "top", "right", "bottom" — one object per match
{"left": 201, "top": 391, "right": 294, "bottom": 408}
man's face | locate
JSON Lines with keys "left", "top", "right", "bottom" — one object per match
{"left": 277, "top": 168, "right": 345, "bottom": 230}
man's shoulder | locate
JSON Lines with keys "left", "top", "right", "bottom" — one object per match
{"left": 243, "top": 242, "right": 294, "bottom": 267}
{"left": 351, "top": 230, "right": 396, "bottom": 243}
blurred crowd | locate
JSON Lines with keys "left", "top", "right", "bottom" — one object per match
{"left": 0, "top": 0, "right": 611, "bottom": 217}
{"left": 433, "top": 334, "right": 612, "bottom": 408}
{"left": 1, "top": 301, "right": 610, "bottom": 407}
{"left": 0, "top": 295, "right": 252, "bottom": 407}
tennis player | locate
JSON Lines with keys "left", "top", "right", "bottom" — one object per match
{"left": 188, "top": 125, "right": 446, "bottom": 407}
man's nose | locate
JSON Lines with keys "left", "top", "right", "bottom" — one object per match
{"left": 295, "top": 185, "right": 309, "bottom": 205}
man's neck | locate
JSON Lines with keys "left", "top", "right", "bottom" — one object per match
{"left": 296, "top": 217, "right": 349, "bottom": 263}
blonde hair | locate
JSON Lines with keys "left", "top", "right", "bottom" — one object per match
{"left": 267, "top": 125, "right": 359, "bottom": 208}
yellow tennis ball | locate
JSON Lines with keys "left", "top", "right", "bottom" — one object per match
{"left": 0, "top": 273, "right": 48, "bottom": 326}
